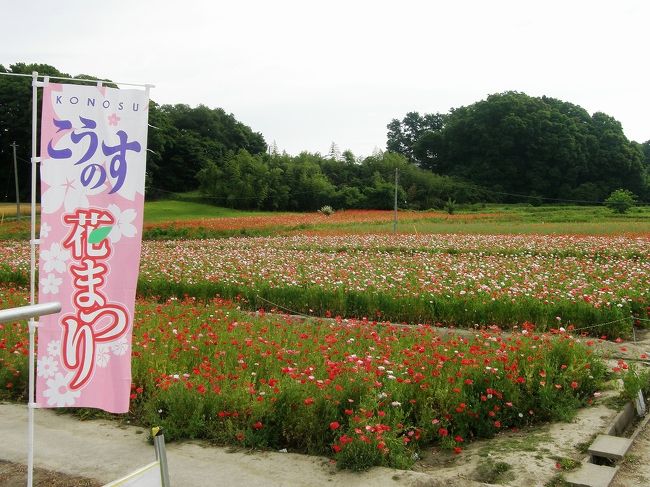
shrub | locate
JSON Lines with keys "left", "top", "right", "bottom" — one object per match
{"left": 604, "top": 189, "right": 637, "bottom": 214}
{"left": 319, "top": 205, "right": 335, "bottom": 216}
{"left": 444, "top": 198, "right": 456, "bottom": 215}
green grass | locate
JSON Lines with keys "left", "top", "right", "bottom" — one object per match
{"left": 143, "top": 199, "right": 266, "bottom": 223}
{"left": 322, "top": 204, "right": 650, "bottom": 236}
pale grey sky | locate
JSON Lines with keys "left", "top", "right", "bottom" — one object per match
{"left": 2, "top": 0, "right": 649, "bottom": 156}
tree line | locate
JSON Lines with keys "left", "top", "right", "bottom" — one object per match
{"left": 2, "top": 63, "right": 648, "bottom": 210}
{"left": 196, "top": 149, "right": 481, "bottom": 211}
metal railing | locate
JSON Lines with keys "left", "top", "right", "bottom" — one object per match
{"left": 0, "top": 302, "right": 61, "bottom": 323}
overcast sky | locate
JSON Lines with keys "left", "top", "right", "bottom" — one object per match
{"left": 2, "top": 0, "right": 649, "bottom": 157}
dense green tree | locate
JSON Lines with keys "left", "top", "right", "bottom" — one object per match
{"left": 196, "top": 149, "right": 483, "bottom": 211}
{"left": 0, "top": 63, "right": 64, "bottom": 201}
{"left": 390, "top": 92, "right": 648, "bottom": 201}
{"left": 604, "top": 189, "right": 637, "bottom": 214}
{"left": 148, "top": 104, "right": 266, "bottom": 193}
{"left": 386, "top": 112, "right": 445, "bottom": 162}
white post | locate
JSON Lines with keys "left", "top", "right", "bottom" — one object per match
{"left": 30, "top": 71, "right": 38, "bottom": 307}
{"left": 11, "top": 141, "right": 21, "bottom": 220}
{"left": 27, "top": 70, "right": 39, "bottom": 487}
{"left": 152, "top": 427, "right": 171, "bottom": 487}
{"left": 393, "top": 167, "right": 399, "bottom": 233}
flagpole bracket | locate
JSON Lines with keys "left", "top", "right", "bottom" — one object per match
{"left": 30, "top": 157, "right": 41, "bottom": 164}
{"left": 30, "top": 239, "right": 40, "bottom": 246}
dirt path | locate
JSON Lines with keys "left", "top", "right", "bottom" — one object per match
{"left": 0, "top": 460, "right": 100, "bottom": 487}
{"left": 2, "top": 399, "right": 636, "bottom": 487}
{"left": 0, "top": 403, "right": 445, "bottom": 487}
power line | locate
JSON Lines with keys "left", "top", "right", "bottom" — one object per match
{"left": 473, "top": 187, "right": 649, "bottom": 206}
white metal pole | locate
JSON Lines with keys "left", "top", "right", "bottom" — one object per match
{"left": 11, "top": 141, "right": 21, "bottom": 220}
{"left": 27, "top": 70, "right": 39, "bottom": 487}
{"left": 393, "top": 167, "right": 399, "bottom": 233}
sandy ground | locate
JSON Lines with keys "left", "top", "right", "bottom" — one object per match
{"left": 0, "top": 403, "right": 447, "bottom": 487}
{"left": 0, "top": 460, "right": 100, "bottom": 487}
{"left": 0, "top": 399, "right": 637, "bottom": 487}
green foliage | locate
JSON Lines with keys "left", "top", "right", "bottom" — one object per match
{"left": 552, "top": 457, "right": 581, "bottom": 471}
{"left": 604, "top": 189, "right": 637, "bottom": 214}
{"left": 195, "top": 150, "right": 483, "bottom": 211}
{"left": 444, "top": 198, "right": 456, "bottom": 215}
{"left": 133, "top": 278, "right": 633, "bottom": 338}
{"left": 387, "top": 93, "right": 649, "bottom": 203}
{"left": 147, "top": 104, "right": 266, "bottom": 194}
{"left": 621, "top": 364, "right": 650, "bottom": 401}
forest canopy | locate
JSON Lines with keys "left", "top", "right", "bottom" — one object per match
{"left": 387, "top": 92, "right": 649, "bottom": 202}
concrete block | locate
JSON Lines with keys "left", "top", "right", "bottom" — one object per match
{"left": 587, "top": 434, "right": 633, "bottom": 460}
{"left": 565, "top": 463, "right": 618, "bottom": 487}
{"left": 606, "top": 402, "right": 635, "bottom": 436}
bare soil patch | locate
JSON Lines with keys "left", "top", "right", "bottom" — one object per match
{"left": 0, "top": 460, "right": 100, "bottom": 487}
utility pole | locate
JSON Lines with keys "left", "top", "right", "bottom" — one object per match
{"left": 11, "top": 142, "right": 20, "bottom": 220}
{"left": 393, "top": 167, "right": 399, "bottom": 233}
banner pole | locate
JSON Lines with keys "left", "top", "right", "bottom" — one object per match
{"left": 27, "top": 70, "right": 39, "bottom": 487}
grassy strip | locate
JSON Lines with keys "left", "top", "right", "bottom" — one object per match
{"left": 143, "top": 199, "right": 265, "bottom": 223}
{"left": 0, "top": 265, "right": 639, "bottom": 337}
{"left": 0, "top": 266, "right": 637, "bottom": 337}
{"left": 138, "top": 279, "right": 634, "bottom": 338}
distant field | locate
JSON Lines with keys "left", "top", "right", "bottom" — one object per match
{"left": 1, "top": 199, "right": 650, "bottom": 239}
{"left": 0, "top": 202, "right": 37, "bottom": 220}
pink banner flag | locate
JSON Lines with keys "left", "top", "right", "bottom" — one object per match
{"left": 36, "top": 83, "right": 149, "bottom": 413}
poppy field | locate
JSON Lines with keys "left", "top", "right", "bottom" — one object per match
{"left": 1, "top": 225, "right": 649, "bottom": 470}
{"left": 0, "top": 287, "right": 612, "bottom": 470}
{"left": 136, "top": 233, "right": 649, "bottom": 336}
{"left": 3, "top": 232, "right": 648, "bottom": 336}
